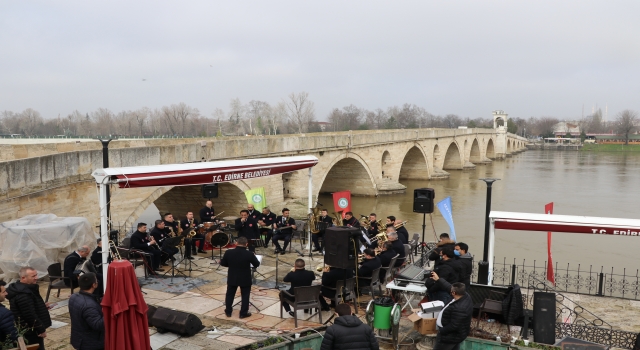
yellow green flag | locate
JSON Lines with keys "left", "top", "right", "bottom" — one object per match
{"left": 245, "top": 187, "right": 267, "bottom": 211}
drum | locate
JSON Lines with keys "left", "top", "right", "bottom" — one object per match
{"left": 198, "top": 222, "right": 216, "bottom": 234}
{"left": 222, "top": 216, "right": 239, "bottom": 222}
{"left": 210, "top": 231, "right": 230, "bottom": 248}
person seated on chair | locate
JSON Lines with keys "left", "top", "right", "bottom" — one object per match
{"left": 425, "top": 248, "right": 459, "bottom": 304}
{"left": 258, "top": 206, "right": 277, "bottom": 248}
{"left": 130, "top": 222, "right": 163, "bottom": 275}
{"left": 281, "top": 259, "right": 319, "bottom": 316}
{"left": 343, "top": 212, "right": 359, "bottom": 228}
{"left": 394, "top": 220, "right": 409, "bottom": 245}
{"left": 312, "top": 209, "right": 333, "bottom": 252}
{"left": 235, "top": 210, "right": 259, "bottom": 253}
{"left": 180, "top": 212, "right": 205, "bottom": 254}
{"left": 377, "top": 241, "right": 397, "bottom": 282}
{"left": 319, "top": 266, "right": 354, "bottom": 309}
{"left": 150, "top": 220, "right": 179, "bottom": 264}
{"left": 272, "top": 208, "right": 296, "bottom": 255}
{"left": 63, "top": 246, "right": 91, "bottom": 288}
{"left": 386, "top": 230, "right": 406, "bottom": 267}
{"left": 357, "top": 249, "right": 381, "bottom": 293}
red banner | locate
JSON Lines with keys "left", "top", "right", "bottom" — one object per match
{"left": 545, "top": 202, "right": 555, "bottom": 285}
{"left": 332, "top": 191, "right": 351, "bottom": 218}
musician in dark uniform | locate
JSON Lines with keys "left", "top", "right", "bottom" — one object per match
{"left": 91, "top": 239, "right": 113, "bottom": 267}
{"left": 150, "top": 220, "right": 179, "bottom": 263}
{"left": 312, "top": 209, "right": 333, "bottom": 252}
{"left": 235, "top": 210, "right": 259, "bottom": 253}
{"left": 180, "top": 212, "right": 205, "bottom": 255}
{"left": 343, "top": 212, "right": 360, "bottom": 228}
{"left": 281, "top": 259, "right": 319, "bottom": 316}
{"left": 220, "top": 237, "right": 260, "bottom": 318}
{"left": 357, "top": 248, "right": 382, "bottom": 292}
{"left": 378, "top": 241, "right": 397, "bottom": 281}
{"left": 272, "top": 208, "right": 296, "bottom": 254}
{"left": 63, "top": 246, "right": 91, "bottom": 288}
{"left": 199, "top": 200, "right": 216, "bottom": 223}
{"left": 367, "top": 213, "right": 379, "bottom": 237}
{"left": 258, "top": 206, "right": 277, "bottom": 248}
{"left": 320, "top": 266, "right": 354, "bottom": 309}
{"left": 130, "top": 222, "right": 162, "bottom": 274}
{"left": 247, "top": 204, "right": 259, "bottom": 221}
{"left": 386, "top": 216, "right": 408, "bottom": 244}
{"left": 386, "top": 230, "right": 406, "bottom": 267}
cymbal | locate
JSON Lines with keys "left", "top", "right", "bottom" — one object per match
{"left": 222, "top": 216, "right": 239, "bottom": 221}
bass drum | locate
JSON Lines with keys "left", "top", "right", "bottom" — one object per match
{"left": 199, "top": 222, "right": 216, "bottom": 234}
{"left": 210, "top": 232, "right": 230, "bottom": 248}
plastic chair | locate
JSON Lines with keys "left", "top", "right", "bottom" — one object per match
{"left": 280, "top": 285, "right": 323, "bottom": 327}
{"left": 475, "top": 290, "right": 512, "bottom": 334}
{"left": 325, "top": 277, "right": 358, "bottom": 313}
{"left": 358, "top": 267, "right": 382, "bottom": 299}
{"left": 45, "top": 262, "right": 74, "bottom": 302}
{"left": 382, "top": 255, "right": 399, "bottom": 284}
{"left": 404, "top": 244, "right": 414, "bottom": 265}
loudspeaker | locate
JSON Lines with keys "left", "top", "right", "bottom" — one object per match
{"left": 202, "top": 184, "right": 218, "bottom": 198}
{"left": 150, "top": 307, "right": 204, "bottom": 336}
{"left": 533, "top": 292, "right": 556, "bottom": 345}
{"left": 413, "top": 188, "right": 435, "bottom": 213}
{"left": 323, "top": 227, "right": 360, "bottom": 269}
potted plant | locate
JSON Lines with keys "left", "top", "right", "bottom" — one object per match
{"left": 284, "top": 328, "right": 325, "bottom": 350}
{"left": 235, "top": 336, "right": 291, "bottom": 350}
{"left": 2, "top": 322, "right": 40, "bottom": 350}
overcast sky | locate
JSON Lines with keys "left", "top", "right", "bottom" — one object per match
{"left": 2, "top": 1, "right": 639, "bottom": 121}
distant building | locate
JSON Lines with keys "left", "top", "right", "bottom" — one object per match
{"left": 553, "top": 122, "right": 581, "bottom": 137}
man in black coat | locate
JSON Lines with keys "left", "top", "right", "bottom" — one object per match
{"left": 272, "top": 208, "right": 296, "bottom": 254}
{"left": 426, "top": 248, "right": 459, "bottom": 304}
{"left": 130, "top": 222, "right": 162, "bottom": 274}
{"left": 312, "top": 209, "right": 333, "bottom": 252}
{"left": 180, "top": 212, "right": 205, "bottom": 254}
{"left": 281, "top": 259, "right": 319, "bottom": 315}
{"left": 366, "top": 213, "right": 379, "bottom": 237}
{"left": 377, "top": 241, "right": 397, "bottom": 282}
{"left": 386, "top": 231, "right": 406, "bottom": 267}
{"left": 454, "top": 242, "right": 473, "bottom": 290}
{"left": 343, "top": 212, "right": 360, "bottom": 228}
{"left": 258, "top": 206, "right": 277, "bottom": 248}
{"left": 199, "top": 200, "right": 216, "bottom": 223}
{"left": 7, "top": 267, "right": 52, "bottom": 350}
{"left": 430, "top": 277, "right": 473, "bottom": 350}
{"left": 150, "top": 220, "right": 179, "bottom": 262}
{"left": 246, "top": 204, "right": 259, "bottom": 221}
{"left": 63, "top": 246, "right": 91, "bottom": 288}
{"left": 235, "top": 210, "right": 259, "bottom": 253}
{"left": 320, "top": 266, "right": 353, "bottom": 309}
{"left": 357, "top": 249, "right": 381, "bottom": 291}
{"left": 90, "top": 239, "right": 113, "bottom": 268}
{"left": 0, "top": 279, "right": 18, "bottom": 346}
{"left": 321, "top": 303, "right": 379, "bottom": 350}
{"left": 220, "top": 237, "right": 260, "bottom": 318}
{"left": 68, "top": 273, "right": 104, "bottom": 350}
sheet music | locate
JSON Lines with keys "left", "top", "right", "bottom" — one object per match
{"left": 251, "top": 254, "right": 263, "bottom": 268}
{"left": 361, "top": 231, "right": 371, "bottom": 245}
{"left": 360, "top": 245, "right": 365, "bottom": 253}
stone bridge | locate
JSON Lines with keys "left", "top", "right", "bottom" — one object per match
{"left": 0, "top": 128, "right": 527, "bottom": 228}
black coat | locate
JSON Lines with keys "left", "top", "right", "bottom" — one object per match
{"left": 283, "top": 269, "right": 316, "bottom": 295}
{"left": 0, "top": 304, "right": 17, "bottom": 343}
{"left": 377, "top": 250, "right": 397, "bottom": 281}
{"left": 259, "top": 212, "right": 277, "bottom": 232}
{"left": 247, "top": 210, "right": 259, "bottom": 221}
{"left": 220, "top": 246, "right": 260, "bottom": 287}
{"left": 366, "top": 221, "right": 378, "bottom": 237}
{"left": 63, "top": 251, "right": 83, "bottom": 287}
{"left": 6, "top": 281, "right": 51, "bottom": 335}
{"left": 344, "top": 216, "right": 360, "bottom": 228}
{"left": 69, "top": 291, "right": 105, "bottom": 350}
{"left": 149, "top": 226, "right": 168, "bottom": 244}
{"left": 502, "top": 284, "right": 523, "bottom": 325}
{"left": 275, "top": 216, "right": 296, "bottom": 235}
{"left": 358, "top": 257, "right": 382, "bottom": 282}
{"left": 235, "top": 217, "right": 259, "bottom": 240}
{"left": 130, "top": 230, "right": 154, "bottom": 252}
{"left": 320, "top": 315, "right": 379, "bottom": 350}
{"left": 321, "top": 267, "right": 353, "bottom": 299}
{"left": 319, "top": 215, "right": 334, "bottom": 233}
{"left": 456, "top": 253, "right": 473, "bottom": 289}
{"left": 396, "top": 226, "right": 409, "bottom": 244}
{"left": 179, "top": 218, "right": 199, "bottom": 234}
{"left": 426, "top": 259, "right": 459, "bottom": 293}
{"left": 437, "top": 284, "right": 473, "bottom": 344}
{"left": 390, "top": 240, "right": 406, "bottom": 267}
{"left": 199, "top": 206, "right": 215, "bottom": 223}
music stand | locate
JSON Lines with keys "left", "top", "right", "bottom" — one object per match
{"left": 163, "top": 236, "right": 188, "bottom": 283}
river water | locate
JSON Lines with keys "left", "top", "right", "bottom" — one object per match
{"left": 318, "top": 150, "right": 640, "bottom": 272}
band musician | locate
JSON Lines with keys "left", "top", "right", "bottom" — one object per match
{"left": 199, "top": 200, "right": 216, "bottom": 223}
{"left": 272, "top": 208, "right": 296, "bottom": 255}
{"left": 220, "top": 237, "right": 260, "bottom": 318}
{"left": 180, "top": 212, "right": 205, "bottom": 255}
{"left": 320, "top": 265, "right": 353, "bottom": 310}
{"left": 163, "top": 212, "right": 189, "bottom": 259}
{"left": 281, "top": 259, "right": 318, "bottom": 316}
{"left": 63, "top": 246, "right": 91, "bottom": 289}
{"left": 357, "top": 248, "right": 381, "bottom": 292}
{"left": 377, "top": 241, "right": 397, "bottom": 281}
{"left": 343, "top": 212, "right": 359, "bottom": 228}
{"left": 312, "top": 209, "right": 333, "bottom": 252}
{"left": 130, "top": 222, "right": 163, "bottom": 275}
{"left": 258, "top": 207, "right": 277, "bottom": 248}
{"left": 386, "top": 230, "right": 406, "bottom": 267}
{"left": 387, "top": 216, "right": 408, "bottom": 244}
{"left": 235, "top": 210, "right": 259, "bottom": 253}
{"left": 150, "top": 220, "right": 179, "bottom": 263}
{"left": 247, "top": 204, "right": 259, "bottom": 221}
{"left": 366, "top": 213, "right": 379, "bottom": 237}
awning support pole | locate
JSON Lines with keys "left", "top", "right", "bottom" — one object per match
{"left": 488, "top": 217, "right": 495, "bottom": 286}
{"left": 99, "top": 181, "right": 109, "bottom": 288}
{"left": 307, "top": 167, "right": 313, "bottom": 251}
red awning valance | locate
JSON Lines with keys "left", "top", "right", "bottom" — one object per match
{"left": 491, "top": 211, "right": 640, "bottom": 236}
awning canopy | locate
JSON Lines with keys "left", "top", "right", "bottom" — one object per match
{"left": 92, "top": 155, "right": 319, "bottom": 188}
{"left": 490, "top": 211, "right": 640, "bottom": 236}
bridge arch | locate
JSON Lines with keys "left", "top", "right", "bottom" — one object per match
{"left": 381, "top": 150, "right": 391, "bottom": 179}
{"left": 469, "top": 138, "right": 482, "bottom": 163}
{"left": 318, "top": 153, "right": 377, "bottom": 196}
{"left": 442, "top": 142, "right": 463, "bottom": 170}
{"left": 486, "top": 139, "right": 496, "bottom": 159}
{"left": 399, "top": 145, "right": 430, "bottom": 180}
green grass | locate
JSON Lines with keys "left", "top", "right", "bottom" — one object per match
{"left": 581, "top": 143, "right": 640, "bottom": 152}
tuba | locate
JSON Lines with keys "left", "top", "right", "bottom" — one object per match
{"left": 332, "top": 211, "right": 344, "bottom": 227}
{"left": 360, "top": 216, "right": 370, "bottom": 230}
{"left": 309, "top": 204, "right": 323, "bottom": 234}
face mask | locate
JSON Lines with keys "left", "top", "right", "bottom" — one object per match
{"left": 454, "top": 250, "right": 461, "bottom": 256}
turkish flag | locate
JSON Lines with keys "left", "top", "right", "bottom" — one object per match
{"left": 545, "top": 202, "right": 555, "bottom": 285}
{"left": 332, "top": 191, "right": 352, "bottom": 218}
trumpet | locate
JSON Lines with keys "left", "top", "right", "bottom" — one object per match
{"left": 316, "top": 263, "right": 330, "bottom": 273}
{"left": 394, "top": 220, "right": 407, "bottom": 229}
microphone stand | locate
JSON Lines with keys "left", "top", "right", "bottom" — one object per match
{"left": 274, "top": 252, "right": 295, "bottom": 290}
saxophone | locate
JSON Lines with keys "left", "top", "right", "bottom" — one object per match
{"left": 187, "top": 218, "right": 197, "bottom": 238}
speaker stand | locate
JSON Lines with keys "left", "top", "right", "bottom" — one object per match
{"left": 420, "top": 212, "right": 427, "bottom": 256}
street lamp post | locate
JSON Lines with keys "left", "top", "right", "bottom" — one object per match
{"left": 98, "top": 138, "right": 113, "bottom": 232}
{"left": 477, "top": 178, "right": 499, "bottom": 285}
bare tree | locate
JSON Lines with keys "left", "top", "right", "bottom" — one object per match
{"left": 18, "top": 108, "right": 43, "bottom": 136}
{"left": 531, "top": 117, "right": 559, "bottom": 137}
{"left": 161, "top": 103, "right": 199, "bottom": 136}
{"left": 284, "top": 92, "right": 315, "bottom": 134}
{"left": 615, "top": 110, "right": 638, "bottom": 145}
{"left": 270, "top": 102, "right": 286, "bottom": 135}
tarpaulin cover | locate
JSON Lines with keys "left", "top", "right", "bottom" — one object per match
{"left": 101, "top": 260, "right": 150, "bottom": 350}
{"left": 0, "top": 214, "right": 95, "bottom": 278}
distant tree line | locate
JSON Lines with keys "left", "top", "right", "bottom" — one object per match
{"left": 0, "top": 94, "right": 636, "bottom": 141}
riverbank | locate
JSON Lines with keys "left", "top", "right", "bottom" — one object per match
{"left": 581, "top": 143, "right": 640, "bottom": 152}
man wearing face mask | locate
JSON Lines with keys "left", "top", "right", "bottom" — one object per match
{"left": 454, "top": 243, "right": 472, "bottom": 291}
{"left": 425, "top": 248, "right": 459, "bottom": 304}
